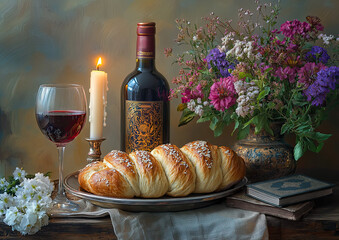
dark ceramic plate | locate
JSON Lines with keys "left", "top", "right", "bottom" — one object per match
{"left": 64, "top": 171, "right": 247, "bottom": 212}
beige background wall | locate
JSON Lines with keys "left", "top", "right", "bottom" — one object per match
{"left": 0, "top": 0, "right": 338, "bottom": 182}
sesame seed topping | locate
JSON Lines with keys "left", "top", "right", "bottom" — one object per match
{"left": 135, "top": 151, "right": 153, "bottom": 168}
{"left": 187, "top": 141, "right": 213, "bottom": 168}
{"left": 108, "top": 150, "right": 135, "bottom": 173}
{"left": 161, "top": 144, "right": 190, "bottom": 170}
{"left": 224, "top": 149, "right": 231, "bottom": 156}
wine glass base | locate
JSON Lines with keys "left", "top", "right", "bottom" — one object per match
{"left": 49, "top": 193, "right": 81, "bottom": 215}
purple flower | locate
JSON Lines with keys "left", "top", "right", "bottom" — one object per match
{"left": 208, "top": 77, "right": 237, "bottom": 111}
{"left": 280, "top": 20, "right": 311, "bottom": 39}
{"left": 298, "top": 62, "right": 325, "bottom": 88}
{"left": 304, "top": 66, "right": 339, "bottom": 106}
{"left": 306, "top": 46, "right": 330, "bottom": 64}
{"left": 206, "top": 48, "right": 235, "bottom": 78}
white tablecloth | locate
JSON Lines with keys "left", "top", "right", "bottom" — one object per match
{"left": 52, "top": 200, "right": 268, "bottom": 240}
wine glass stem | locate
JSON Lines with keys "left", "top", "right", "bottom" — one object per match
{"left": 57, "top": 146, "right": 66, "bottom": 196}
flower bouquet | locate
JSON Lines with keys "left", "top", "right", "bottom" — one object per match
{"left": 0, "top": 168, "right": 54, "bottom": 235}
{"left": 166, "top": 1, "right": 338, "bottom": 160}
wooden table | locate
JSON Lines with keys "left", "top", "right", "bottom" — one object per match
{"left": 1, "top": 185, "right": 338, "bottom": 240}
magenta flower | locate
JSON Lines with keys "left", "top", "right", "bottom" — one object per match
{"left": 275, "top": 66, "right": 298, "bottom": 83}
{"left": 280, "top": 20, "right": 311, "bottom": 39}
{"left": 208, "top": 77, "right": 237, "bottom": 111}
{"left": 181, "top": 84, "right": 204, "bottom": 103}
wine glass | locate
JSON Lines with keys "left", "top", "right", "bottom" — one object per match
{"left": 36, "top": 84, "right": 87, "bottom": 214}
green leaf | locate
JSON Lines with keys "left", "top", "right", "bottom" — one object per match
{"left": 25, "top": 174, "right": 35, "bottom": 179}
{"left": 281, "top": 123, "right": 290, "bottom": 135}
{"left": 264, "top": 67, "right": 273, "bottom": 73}
{"left": 305, "top": 137, "right": 317, "bottom": 152}
{"left": 267, "top": 102, "right": 275, "bottom": 109}
{"left": 253, "top": 114, "right": 265, "bottom": 134}
{"left": 178, "top": 109, "right": 195, "bottom": 127}
{"left": 209, "top": 116, "right": 219, "bottom": 131}
{"left": 222, "top": 112, "right": 232, "bottom": 125}
{"left": 196, "top": 115, "right": 212, "bottom": 123}
{"left": 294, "top": 141, "right": 305, "bottom": 160}
{"left": 263, "top": 121, "right": 274, "bottom": 136}
{"left": 238, "top": 72, "right": 247, "bottom": 79}
{"left": 214, "top": 121, "right": 225, "bottom": 137}
{"left": 304, "top": 132, "right": 331, "bottom": 142}
{"left": 292, "top": 92, "right": 308, "bottom": 107}
{"left": 238, "top": 125, "right": 250, "bottom": 140}
{"left": 296, "top": 124, "right": 311, "bottom": 133}
{"left": 243, "top": 116, "right": 255, "bottom": 128}
{"left": 257, "top": 87, "right": 270, "bottom": 102}
{"left": 314, "top": 132, "right": 331, "bottom": 141}
{"left": 232, "top": 120, "right": 240, "bottom": 135}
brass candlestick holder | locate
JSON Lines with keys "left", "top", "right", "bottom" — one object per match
{"left": 85, "top": 138, "right": 106, "bottom": 163}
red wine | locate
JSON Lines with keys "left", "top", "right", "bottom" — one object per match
{"left": 121, "top": 22, "right": 170, "bottom": 153}
{"left": 36, "top": 110, "right": 86, "bottom": 144}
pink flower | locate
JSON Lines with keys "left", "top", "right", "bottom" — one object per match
{"left": 164, "top": 48, "right": 173, "bottom": 57}
{"left": 208, "top": 77, "right": 237, "bottom": 111}
{"left": 280, "top": 20, "right": 311, "bottom": 39}
{"left": 181, "top": 84, "right": 204, "bottom": 103}
{"left": 298, "top": 62, "right": 326, "bottom": 88}
{"left": 275, "top": 66, "right": 298, "bottom": 83}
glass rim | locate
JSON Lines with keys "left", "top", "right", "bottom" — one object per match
{"left": 39, "top": 83, "right": 83, "bottom": 88}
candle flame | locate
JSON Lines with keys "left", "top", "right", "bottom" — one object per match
{"left": 96, "top": 57, "right": 102, "bottom": 70}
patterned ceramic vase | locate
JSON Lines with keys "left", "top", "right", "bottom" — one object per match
{"left": 233, "top": 123, "right": 296, "bottom": 183}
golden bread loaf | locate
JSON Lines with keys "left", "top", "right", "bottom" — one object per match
{"left": 129, "top": 151, "right": 168, "bottom": 198}
{"left": 78, "top": 140, "right": 246, "bottom": 198}
{"left": 151, "top": 143, "right": 196, "bottom": 197}
{"left": 218, "top": 146, "right": 246, "bottom": 191}
{"left": 180, "top": 141, "right": 222, "bottom": 193}
{"left": 78, "top": 161, "right": 136, "bottom": 198}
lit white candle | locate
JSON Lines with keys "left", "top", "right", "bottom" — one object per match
{"left": 89, "top": 57, "right": 108, "bottom": 139}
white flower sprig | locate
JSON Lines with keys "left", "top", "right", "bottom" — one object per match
{"left": 0, "top": 167, "right": 54, "bottom": 235}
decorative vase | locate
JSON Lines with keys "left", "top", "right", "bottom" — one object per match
{"left": 233, "top": 123, "right": 296, "bottom": 183}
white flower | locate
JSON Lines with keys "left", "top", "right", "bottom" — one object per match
{"left": 235, "top": 80, "right": 259, "bottom": 117}
{"left": 0, "top": 178, "right": 9, "bottom": 189}
{"left": 194, "top": 105, "right": 204, "bottom": 116}
{"left": 0, "top": 193, "right": 12, "bottom": 217}
{"left": 13, "top": 168, "right": 26, "bottom": 181}
{"left": 193, "top": 35, "right": 198, "bottom": 41}
{"left": 4, "top": 206, "right": 21, "bottom": 226}
{"left": 0, "top": 168, "right": 54, "bottom": 235}
{"left": 187, "top": 99, "right": 196, "bottom": 111}
{"left": 318, "top": 33, "right": 334, "bottom": 45}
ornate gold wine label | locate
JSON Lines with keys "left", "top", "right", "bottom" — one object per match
{"left": 125, "top": 100, "right": 163, "bottom": 153}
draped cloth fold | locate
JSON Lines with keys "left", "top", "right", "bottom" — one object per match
{"left": 52, "top": 200, "right": 268, "bottom": 240}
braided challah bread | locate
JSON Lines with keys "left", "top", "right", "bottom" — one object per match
{"left": 78, "top": 141, "right": 246, "bottom": 198}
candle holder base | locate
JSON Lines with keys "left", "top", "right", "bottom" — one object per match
{"left": 85, "top": 138, "right": 106, "bottom": 163}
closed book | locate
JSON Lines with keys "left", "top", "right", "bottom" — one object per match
{"left": 246, "top": 175, "right": 335, "bottom": 207}
{"left": 225, "top": 191, "right": 314, "bottom": 220}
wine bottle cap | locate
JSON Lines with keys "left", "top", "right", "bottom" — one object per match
{"left": 137, "top": 22, "right": 156, "bottom": 36}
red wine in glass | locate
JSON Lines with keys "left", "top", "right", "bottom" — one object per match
{"left": 36, "top": 84, "right": 87, "bottom": 214}
{"left": 36, "top": 110, "right": 86, "bottom": 144}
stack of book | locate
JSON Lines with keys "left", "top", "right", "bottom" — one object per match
{"left": 225, "top": 174, "right": 335, "bottom": 220}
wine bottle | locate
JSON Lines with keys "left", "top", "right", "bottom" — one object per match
{"left": 121, "top": 22, "right": 170, "bottom": 153}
